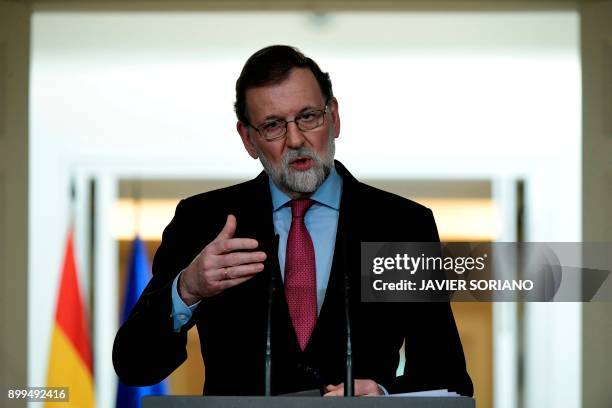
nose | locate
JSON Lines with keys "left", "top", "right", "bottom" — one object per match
{"left": 285, "top": 121, "right": 306, "bottom": 149}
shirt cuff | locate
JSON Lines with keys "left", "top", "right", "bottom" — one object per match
{"left": 171, "top": 271, "right": 200, "bottom": 332}
{"left": 377, "top": 383, "right": 389, "bottom": 395}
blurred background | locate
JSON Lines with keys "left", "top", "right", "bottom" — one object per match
{"left": 1, "top": 1, "right": 611, "bottom": 408}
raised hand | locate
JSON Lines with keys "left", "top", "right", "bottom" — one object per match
{"left": 178, "top": 214, "right": 267, "bottom": 305}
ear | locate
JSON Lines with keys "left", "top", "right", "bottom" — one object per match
{"left": 237, "top": 121, "right": 259, "bottom": 159}
{"left": 329, "top": 97, "right": 340, "bottom": 139}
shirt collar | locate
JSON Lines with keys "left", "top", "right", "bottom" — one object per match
{"left": 269, "top": 165, "right": 342, "bottom": 211}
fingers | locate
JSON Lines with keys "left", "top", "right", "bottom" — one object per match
{"left": 203, "top": 249, "right": 266, "bottom": 273}
{"left": 210, "top": 238, "right": 260, "bottom": 255}
{"left": 219, "top": 250, "right": 267, "bottom": 267}
{"left": 207, "top": 215, "right": 266, "bottom": 268}
{"left": 184, "top": 214, "right": 268, "bottom": 299}
{"left": 325, "top": 384, "right": 341, "bottom": 391}
{"left": 214, "top": 214, "right": 237, "bottom": 241}
{"left": 210, "top": 215, "right": 260, "bottom": 254}
{"left": 323, "top": 380, "right": 383, "bottom": 397}
{"left": 324, "top": 383, "right": 344, "bottom": 397}
{"left": 218, "top": 262, "right": 265, "bottom": 281}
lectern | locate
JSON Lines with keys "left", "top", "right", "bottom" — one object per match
{"left": 143, "top": 396, "right": 475, "bottom": 408}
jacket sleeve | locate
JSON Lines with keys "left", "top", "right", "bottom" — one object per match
{"left": 381, "top": 302, "right": 474, "bottom": 396}
{"left": 380, "top": 209, "right": 474, "bottom": 397}
{"left": 112, "top": 199, "right": 199, "bottom": 386}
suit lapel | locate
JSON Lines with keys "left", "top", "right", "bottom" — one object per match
{"left": 239, "top": 171, "right": 305, "bottom": 357}
{"left": 244, "top": 163, "right": 362, "bottom": 359}
{"left": 305, "top": 161, "right": 360, "bottom": 355}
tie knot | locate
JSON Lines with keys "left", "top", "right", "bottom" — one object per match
{"left": 291, "top": 199, "right": 314, "bottom": 218}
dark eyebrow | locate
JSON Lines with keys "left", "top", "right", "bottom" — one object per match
{"left": 260, "top": 115, "right": 283, "bottom": 123}
{"left": 297, "top": 105, "right": 320, "bottom": 114}
{"left": 261, "top": 105, "right": 320, "bottom": 122}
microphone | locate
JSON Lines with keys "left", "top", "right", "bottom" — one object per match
{"left": 343, "top": 235, "right": 354, "bottom": 397}
{"left": 265, "top": 234, "right": 280, "bottom": 396}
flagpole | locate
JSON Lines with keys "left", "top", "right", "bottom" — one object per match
{"left": 46, "top": 174, "right": 95, "bottom": 408}
{"left": 133, "top": 180, "right": 142, "bottom": 238}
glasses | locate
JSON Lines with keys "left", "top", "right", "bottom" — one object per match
{"left": 249, "top": 105, "right": 329, "bottom": 141}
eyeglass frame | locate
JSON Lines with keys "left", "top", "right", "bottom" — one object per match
{"left": 246, "top": 103, "right": 330, "bottom": 142}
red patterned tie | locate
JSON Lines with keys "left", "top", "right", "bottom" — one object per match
{"left": 285, "top": 199, "right": 317, "bottom": 351}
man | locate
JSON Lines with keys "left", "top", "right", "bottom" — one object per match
{"left": 113, "top": 45, "right": 473, "bottom": 397}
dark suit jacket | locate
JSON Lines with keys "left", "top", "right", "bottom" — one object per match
{"left": 113, "top": 161, "right": 473, "bottom": 397}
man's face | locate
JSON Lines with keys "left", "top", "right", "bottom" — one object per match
{"left": 237, "top": 68, "right": 340, "bottom": 198}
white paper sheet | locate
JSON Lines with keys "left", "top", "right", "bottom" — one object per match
{"left": 390, "top": 389, "right": 461, "bottom": 397}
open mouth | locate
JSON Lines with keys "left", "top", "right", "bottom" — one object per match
{"left": 289, "top": 157, "right": 314, "bottom": 170}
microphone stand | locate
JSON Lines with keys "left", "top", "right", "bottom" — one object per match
{"left": 343, "top": 236, "right": 354, "bottom": 397}
{"left": 265, "top": 234, "right": 280, "bottom": 396}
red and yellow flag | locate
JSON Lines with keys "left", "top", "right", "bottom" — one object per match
{"left": 46, "top": 228, "right": 95, "bottom": 407}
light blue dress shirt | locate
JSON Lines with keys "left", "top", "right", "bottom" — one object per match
{"left": 171, "top": 167, "right": 342, "bottom": 332}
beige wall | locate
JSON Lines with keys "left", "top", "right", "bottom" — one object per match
{"left": 0, "top": 0, "right": 30, "bottom": 405}
{"left": 580, "top": 1, "right": 612, "bottom": 407}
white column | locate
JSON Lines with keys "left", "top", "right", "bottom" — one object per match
{"left": 492, "top": 177, "right": 518, "bottom": 408}
{"left": 93, "top": 173, "right": 119, "bottom": 408}
{"left": 523, "top": 167, "right": 581, "bottom": 408}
